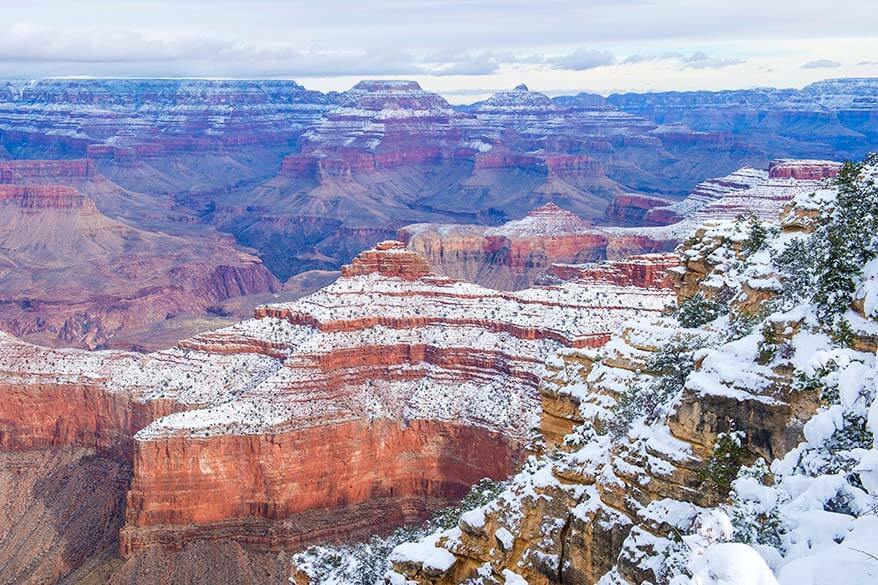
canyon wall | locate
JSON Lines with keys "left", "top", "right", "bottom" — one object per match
{"left": 0, "top": 241, "right": 676, "bottom": 583}
{"left": 121, "top": 420, "right": 518, "bottom": 554}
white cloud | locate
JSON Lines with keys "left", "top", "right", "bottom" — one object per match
{"left": 802, "top": 59, "right": 842, "bottom": 69}
{"left": 0, "top": 1, "right": 874, "bottom": 90}
{"left": 623, "top": 52, "right": 744, "bottom": 70}
{"left": 552, "top": 49, "right": 615, "bottom": 71}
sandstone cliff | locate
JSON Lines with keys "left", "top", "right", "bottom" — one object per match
{"left": 0, "top": 240, "right": 675, "bottom": 583}
{"left": 372, "top": 156, "right": 878, "bottom": 585}
{"left": 399, "top": 162, "right": 836, "bottom": 291}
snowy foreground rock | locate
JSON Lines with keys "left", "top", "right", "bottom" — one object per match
{"left": 292, "top": 156, "right": 878, "bottom": 585}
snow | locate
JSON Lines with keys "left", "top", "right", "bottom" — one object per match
{"left": 459, "top": 508, "right": 486, "bottom": 530}
{"left": 777, "top": 515, "right": 878, "bottom": 585}
{"left": 502, "top": 569, "right": 529, "bottom": 584}
{"left": 389, "top": 537, "right": 456, "bottom": 573}
{"left": 683, "top": 542, "right": 780, "bottom": 585}
{"left": 381, "top": 157, "right": 878, "bottom": 585}
{"left": 495, "top": 527, "right": 514, "bottom": 551}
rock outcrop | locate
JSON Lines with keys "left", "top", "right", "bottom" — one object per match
{"left": 0, "top": 241, "right": 675, "bottom": 582}
{"left": 377, "top": 156, "right": 878, "bottom": 585}
{"left": 604, "top": 193, "right": 675, "bottom": 226}
{"left": 399, "top": 163, "right": 834, "bottom": 291}
{"left": 0, "top": 158, "right": 280, "bottom": 348}
{"left": 767, "top": 158, "right": 843, "bottom": 180}
{"left": 399, "top": 203, "right": 678, "bottom": 290}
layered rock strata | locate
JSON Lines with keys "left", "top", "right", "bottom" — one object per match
{"left": 378, "top": 158, "right": 878, "bottom": 585}
{"left": 0, "top": 158, "right": 280, "bottom": 348}
{"left": 399, "top": 162, "right": 837, "bottom": 290}
{"left": 0, "top": 242, "right": 675, "bottom": 573}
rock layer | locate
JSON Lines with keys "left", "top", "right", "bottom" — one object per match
{"left": 0, "top": 241, "right": 675, "bottom": 577}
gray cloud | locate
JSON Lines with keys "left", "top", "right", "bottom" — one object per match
{"left": 552, "top": 49, "right": 615, "bottom": 71}
{"left": 0, "top": 25, "right": 427, "bottom": 77}
{"left": 681, "top": 51, "right": 745, "bottom": 69}
{"left": 623, "top": 52, "right": 744, "bottom": 69}
{"left": 0, "top": 0, "right": 874, "bottom": 84}
{"left": 802, "top": 59, "right": 842, "bottom": 69}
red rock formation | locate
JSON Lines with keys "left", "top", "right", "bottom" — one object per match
{"left": 472, "top": 151, "right": 545, "bottom": 173}
{"left": 544, "top": 155, "right": 608, "bottom": 186}
{"left": 0, "top": 184, "right": 89, "bottom": 208}
{"left": 121, "top": 420, "right": 518, "bottom": 554}
{"left": 0, "top": 241, "right": 674, "bottom": 568}
{"left": 0, "top": 191, "right": 279, "bottom": 348}
{"left": 340, "top": 240, "right": 432, "bottom": 279}
{"left": 547, "top": 253, "right": 680, "bottom": 289}
{"left": 399, "top": 204, "right": 677, "bottom": 290}
{"left": 768, "top": 159, "right": 842, "bottom": 180}
{"left": 604, "top": 193, "right": 674, "bottom": 226}
{"left": 0, "top": 382, "right": 180, "bottom": 457}
{"left": 0, "top": 159, "right": 95, "bottom": 182}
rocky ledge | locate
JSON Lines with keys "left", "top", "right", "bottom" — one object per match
{"left": 0, "top": 241, "right": 676, "bottom": 565}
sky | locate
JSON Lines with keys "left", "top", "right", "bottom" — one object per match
{"left": 1, "top": 0, "right": 876, "bottom": 102}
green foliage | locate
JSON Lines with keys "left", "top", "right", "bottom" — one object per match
{"left": 774, "top": 155, "right": 878, "bottom": 323}
{"left": 794, "top": 361, "right": 840, "bottom": 401}
{"left": 831, "top": 318, "right": 856, "bottom": 347}
{"left": 726, "top": 310, "right": 763, "bottom": 342}
{"left": 292, "top": 479, "right": 503, "bottom": 585}
{"left": 699, "top": 431, "right": 747, "bottom": 497}
{"left": 728, "top": 459, "right": 786, "bottom": 548}
{"left": 741, "top": 215, "right": 770, "bottom": 256}
{"left": 607, "top": 340, "right": 695, "bottom": 437}
{"left": 796, "top": 412, "right": 874, "bottom": 478}
{"left": 775, "top": 237, "right": 815, "bottom": 303}
{"left": 677, "top": 292, "right": 726, "bottom": 328}
{"left": 756, "top": 322, "right": 780, "bottom": 364}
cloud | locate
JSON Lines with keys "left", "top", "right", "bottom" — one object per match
{"left": 422, "top": 50, "right": 517, "bottom": 77}
{"left": 622, "top": 51, "right": 743, "bottom": 69}
{"left": 421, "top": 48, "right": 617, "bottom": 76}
{"left": 681, "top": 51, "right": 744, "bottom": 69}
{"left": 552, "top": 48, "right": 615, "bottom": 71}
{"left": 801, "top": 59, "right": 842, "bottom": 69}
{"left": 0, "top": 24, "right": 427, "bottom": 77}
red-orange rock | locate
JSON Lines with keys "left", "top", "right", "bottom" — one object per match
{"left": 0, "top": 184, "right": 89, "bottom": 208}
{"left": 548, "top": 253, "right": 680, "bottom": 289}
{"left": 768, "top": 159, "right": 842, "bottom": 180}
{"left": 0, "top": 240, "right": 674, "bottom": 567}
{"left": 340, "top": 240, "right": 432, "bottom": 279}
{"left": 399, "top": 204, "right": 677, "bottom": 290}
{"left": 121, "top": 420, "right": 518, "bottom": 554}
{"left": 605, "top": 193, "right": 675, "bottom": 226}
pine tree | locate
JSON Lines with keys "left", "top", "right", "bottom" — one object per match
{"left": 812, "top": 158, "right": 878, "bottom": 320}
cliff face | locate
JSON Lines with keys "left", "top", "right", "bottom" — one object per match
{"left": 122, "top": 420, "right": 518, "bottom": 554}
{"left": 604, "top": 193, "right": 675, "bottom": 226}
{"left": 0, "top": 158, "right": 280, "bottom": 348}
{"left": 399, "top": 203, "right": 680, "bottom": 290}
{"left": 379, "top": 157, "right": 878, "bottom": 585}
{"left": 767, "top": 158, "right": 843, "bottom": 180}
{"left": 399, "top": 160, "right": 831, "bottom": 291}
{"left": 0, "top": 241, "right": 676, "bottom": 580}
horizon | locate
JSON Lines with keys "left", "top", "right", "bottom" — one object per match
{"left": 3, "top": 0, "right": 877, "bottom": 103}
{"left": 2, "top": 74, "right": 874, "bottom": 105}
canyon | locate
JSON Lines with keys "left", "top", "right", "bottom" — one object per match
{"left": 365, "top": 155, "right": 878, "bottom": 585}
{"left": 399, "top": 159, "right": 840, "bottom": 289}
{"left": 0, "top": 69, "right": 875, "bottom": 585}
{"left": 0, "top": 78, "right": 873, "bottom": 347}
{"left": 0, "top": 239, "right": 674, "bottom": 583}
